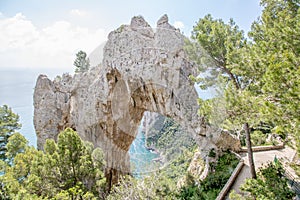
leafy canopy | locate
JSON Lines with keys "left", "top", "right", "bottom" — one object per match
{"left": 187, "top": 14, "right": 246, "bottom": 90}
{"left": 0, "top": 128, "right": 106, "bottom": 199}
{"left": 0, "top": 105, "right": 21, "bottom": 161}
{"left": 250, "top": 0, "right": 300, "bottom": 145}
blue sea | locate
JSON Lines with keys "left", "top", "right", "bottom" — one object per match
{"left": 1, "top": 68, "right": 46, "bottom": 146}
{"left": 129, "top": 124, "right": 160, "bottom": 176}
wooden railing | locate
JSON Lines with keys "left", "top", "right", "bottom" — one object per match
{"left": 238, "top": 144, "right": 284, "bottom": 153}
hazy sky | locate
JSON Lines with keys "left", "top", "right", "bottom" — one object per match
{"left": 0, "top": 0, "right": 262, "bottom": 71}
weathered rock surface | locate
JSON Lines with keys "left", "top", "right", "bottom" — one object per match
{"left": 34, "top": 15, "right": 206, "bottom": 188}
{"left": 214, "top": 131, "right": 241, "bottom": 152}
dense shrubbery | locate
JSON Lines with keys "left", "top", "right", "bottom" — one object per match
{"left": 230, "top": 161, "right": 295, "bottom": 200}
{"left": 0, "top": 128, "right": 106, "bottom": 199}
{"left": 178, "top": 152, "right": 239, "bottom": 200}
{"left": 0, "top": 105, "right": 21, "bottom": 161}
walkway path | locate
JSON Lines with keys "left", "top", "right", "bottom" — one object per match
{"left": 229, "top": 146, "right": 297, "bottom": 196}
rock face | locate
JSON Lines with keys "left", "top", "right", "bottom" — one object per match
{"left": 33, "top": 15, "right": 205, "bottom": 188}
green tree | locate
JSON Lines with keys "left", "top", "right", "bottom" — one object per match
{"left": 250, "top": 0, "right": 300, "bottom": 149}
{"left": 108, "top": 173, "right": 178, "bottom": 200}
{"left": 230, "top": 161, "right": 295, "bottom": 200}
{"left": 187, "top": 14, "right": 246, "bottom": 90}
{"left": 0, "top": 105, "right": 21, "bottom": 161}
{"left": 190, "top": 0, "right": 300, "bottom": 190}
{"left": 188, "top": 14, "right": 258, "bottom": 178}
{"left": 74, "top": 50, "right": 90, "bottom": 73}
{"left": 5, "top": 132, "right": 28, "bottom": 163}
{"left": 223, "top": 0, "right": 300, "bottom": 179}
{"left": 0, "top": 128, "right": 106, "bottom": 199}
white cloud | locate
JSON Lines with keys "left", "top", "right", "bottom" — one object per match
{"left": 0, "top": 13, "right": 107, "bottom": 69}
{"left": 70, "top": 9, "right": 89, "bottom": 17}
{"left": 173, "top": 21, "right": 184, "bottom": 29}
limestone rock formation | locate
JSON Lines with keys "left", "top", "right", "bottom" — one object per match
{"left": 34, "top": 15, "right": 205, "bottom": 188}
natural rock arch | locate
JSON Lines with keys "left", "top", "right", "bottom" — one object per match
{"left": 34, "top": 15, "right": 207, "bottom": 188}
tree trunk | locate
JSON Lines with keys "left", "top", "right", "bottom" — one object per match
{"left": 221, "top": 65, "right": 241, "bottom": 90}
{"left": 244, "top": 122, "right": 256, "bottom": 179}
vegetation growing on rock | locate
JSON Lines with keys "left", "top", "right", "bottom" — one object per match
{"left": 74, "top": 50, "right": 90, "bottom": 73}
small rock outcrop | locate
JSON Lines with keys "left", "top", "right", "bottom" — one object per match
{"left": 33, "top": 15, "right": 205, "bottom": 188}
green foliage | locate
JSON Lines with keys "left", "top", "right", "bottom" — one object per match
{"left": 251, "top": 131, "right": 267, "bottom": 146}
{"left": 223, "top": 88, "right": 265, "bottom": 130}
{"left": 178, "top": 152, "right": 239, "bottom": 200}
{"left": 108, "top": 147, "right": 196, "bottom": 200}
{"left": 188, "top": 12, "right": 266, "bottom": 136}
{"left": 231, "top": 161, "right": 295, "bottom": 200}
{"left": 5, "top": 132, "right": 28, "bottom": 163}
{"left": 108, "top": 174, "right": 178, "bottom": 200}
{"left": 160, "top": 148, "right": 196, "bottom": 182}
{"left": 250, "top": 0, "right": 300, "bottom": 150}
{"left": 74, "top": 50, "right": 90, "bottom": 73}
{"left": 146, "top": 116, "right": 196, "bottom": 162}
{"left": 189, "top": 0, "right": 300, "bottom": 159}
{"left": 188, "top": 14, "right": 246, "bottom": 90}
{"left": 197, "top": 95, "right": 227, "bottom": 128}
{"left": 0, "top": 128, "right": 106, "bottom": 199}
{"left": 208, "top": 148, "right": 216, "bottom": 158}
{"left": 1, "top": 1, "right": 299, "bottom": 199}
{"left": 0, "top": 105, "right": 21, "bottom": 161}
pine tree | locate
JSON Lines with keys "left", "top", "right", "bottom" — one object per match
{"left": 0, "top": 105, "right": 21, "bottom": 161}
{"left": 0, "top": 128, "right": 107, "bottom": 199}
{"left": 74, "top": 50, "right": 90, "bottom": 73}
{"left": 188, "top": 14, "right": 259, "bottom": 178}
{"left": 249, "top": 0, "right": 300, "bottom": 148}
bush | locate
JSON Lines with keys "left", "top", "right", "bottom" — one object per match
{"left": 251, "top": 130, "right": 267, "bottom": 146}
{"left": 231, "top": 161, "right": 295, "bottom": 200}
{"left": 178, "top": 151, "right": 239, "bottom": 200}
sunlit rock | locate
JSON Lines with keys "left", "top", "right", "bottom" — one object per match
{"left": 34, "top": 15, "right": 205, "bottom": 189}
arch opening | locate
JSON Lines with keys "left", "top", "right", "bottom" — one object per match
{"left": 129, "top": 111, "right": 196, "bottom": 178}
